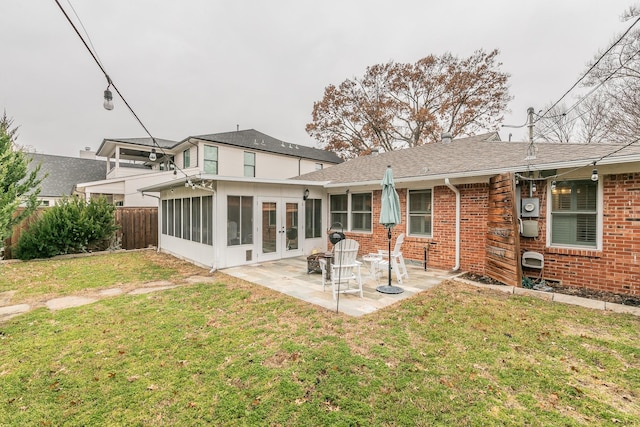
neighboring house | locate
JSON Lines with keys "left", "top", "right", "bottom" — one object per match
{"left": 26, "top": 153, "right": 107, "bottom": 206}
{"left": 77, "top": 129, "right": 342, "bottom": 207}
{"left": 144, "top": 132, "right": 640, "bottom": 297}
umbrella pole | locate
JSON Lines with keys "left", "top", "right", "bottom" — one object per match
{"left": 376, "top": 227, "right": 404, "bottom": 294}
{"left": 387, "top": 227, "right": 392, "bottom": 287}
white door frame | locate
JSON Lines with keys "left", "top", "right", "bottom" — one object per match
{"left": 258, "top": 197, "right": 303, "bottom": 261}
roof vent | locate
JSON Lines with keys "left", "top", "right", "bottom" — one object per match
{"left": 441, "top": 132, "right": 452, "bottom": 144}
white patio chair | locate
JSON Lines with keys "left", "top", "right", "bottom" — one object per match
{"left": 319, "top": 239, "right": 363, "bottom": 300}
{"left": 377, "top": 233, "right": 409, "bottom": 285}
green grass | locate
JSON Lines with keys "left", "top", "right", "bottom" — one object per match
{"left": 1, "top": 252, "right": 639, "bottom": 426}
{"left": 0, "top": 250, "right": 203, "bottom": 304}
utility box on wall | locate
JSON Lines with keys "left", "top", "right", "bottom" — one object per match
{"left": 521, "top": 197, "right": 540, "bottom": 218}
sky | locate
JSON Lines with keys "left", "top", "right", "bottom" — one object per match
{"left": 0, "top": 0, "right": 635, "bottom": 157}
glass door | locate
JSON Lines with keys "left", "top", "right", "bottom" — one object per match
{"left": 259, "top": 198, "right": 302, "bottom": 260}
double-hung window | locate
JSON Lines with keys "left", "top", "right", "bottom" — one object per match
{"left": 351, "top": 193, "right": 372, "bottom": 232}
{"left": 204, "top": 145, "right": 218, "bottom": 174}
{"left": 329, "top": 194, "right": 348, "bottom": 229}
{"left": 550, "top": 180, "right": 598, "bottom": 248}
{"left": 409, "top": 189, "right": 432, "bottom": 236}
{"left": 183, "top": 149, "right": 191, "bottom": 168}
{"left": 244, "top": 152, "right": 255, "bottom": 177}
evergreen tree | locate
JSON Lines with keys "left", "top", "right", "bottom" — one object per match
{"left": 0, "top": 112, "right": 43, "bottom": 242}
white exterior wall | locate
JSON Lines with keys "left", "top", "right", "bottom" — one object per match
{"left": 157, "top": 180, "right": 329, "bottom": 270}
{"left": 199, "top": 143, "right": 335, "bottom": 179}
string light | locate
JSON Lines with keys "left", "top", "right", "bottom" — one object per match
{"left": 149, "top": 148, "right": 157, "bottom": 161}
{"left": 591, "top": 162, "right": 599, "bottom": 182}
{"left": 550, "top": 180, "right": 557, "bottom": 191}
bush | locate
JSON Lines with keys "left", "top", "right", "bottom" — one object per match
{"left": 14, "top": 196, "right": 118, "bottom": 260}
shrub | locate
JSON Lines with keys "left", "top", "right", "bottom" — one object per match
{"left": 14, "top": 196, "right": 118, "bottom": 260}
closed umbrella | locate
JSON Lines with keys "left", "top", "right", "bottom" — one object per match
{"left": 377, "top": 165, "right": 404, "bottom": 294}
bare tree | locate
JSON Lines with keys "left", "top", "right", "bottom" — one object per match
{"left": 306, "top": 50, "right": 511, "bottom": 159}
{"left": 534, "top": 103, "right": 575, "bottom": 142}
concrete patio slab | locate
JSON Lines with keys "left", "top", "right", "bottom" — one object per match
{"left": 0, "top": 304, "right": 30, "bottom": 320}
{"left": 220, "top": 256, "right": 456, "bottom": 317}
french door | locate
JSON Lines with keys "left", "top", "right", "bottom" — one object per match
{"left": 259, "top": 198, "right": 302, "bottom": 261}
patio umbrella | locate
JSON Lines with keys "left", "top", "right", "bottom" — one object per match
{"left": 377, "top": 165, "right": 404, "bottom": 294}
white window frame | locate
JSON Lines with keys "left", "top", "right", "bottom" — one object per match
{"left": 547, "top": 179, "right": 602, "bottom": 250}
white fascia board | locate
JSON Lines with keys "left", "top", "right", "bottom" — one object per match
{"left": 137, "top": 173, "right": 330, "bottom": 193}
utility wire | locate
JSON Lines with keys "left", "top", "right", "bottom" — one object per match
{"left": 536, "top": 15, "right": 640, "bottom": 122}
{"left": 52, "top": 0, "right": 189, "bottom": 179}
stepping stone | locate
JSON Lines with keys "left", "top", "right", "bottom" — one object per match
{"left": 0, "top": 304, "right": 30, "bottom": 320}
{"left": 128, "top": 285, "right": 178, "bottom": 295}
{"left": 46, "top": 296, "right": 97, "bottom": 311}
{"left": 98, "top": 288, "right": 123, "bottom": 297}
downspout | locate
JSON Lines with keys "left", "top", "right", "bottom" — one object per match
{"left": 210, "top": 189, "right": 218, "bottom": 273}
{"left": 444, "top": 178, "right": 460, "bottom": 271}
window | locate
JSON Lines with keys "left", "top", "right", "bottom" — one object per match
{"left": 182, "top": 198, "right": 191, "bottom": 240}
{"left": 160, "top": 196, "right": 213, "bottom": 246}
{"left": 351, "top": 193, "right": 372, "bottom": 232}
{"left": 409, "top": 189, "right": 432, "bottom": 236}
{"left": 174, "top": 199, "right": 182, "bottom": 238}
{"left": 305, "top": 199, "right": 322, "bottom": 238}
{"left": 315, "top": 163, "right": 323, "bottom": 170}
{"left": 244, "top": 152, "right": 255, "bottom": 177}
{"left": 161, "top": 199, "right": 168, "bottom": 235}
{"left": 551, "top": 180, "right": 597, "bottom": 247}
{"left": 228, "top": 196, "right": 253, "bottom": 246}
{"left": 183, "top": 148, "right": 191, "bottom": 168}
{"left": 202, "top": 196, "right": 213, "bottom": 245}
{"left": 191, "top": 197, "right": 201, "bottom": 242}
{"left": 330, "top": 194, "right": 348, "bottom": 229}
{"left": 204, "top": 145, "right": 218, "bottom": 174}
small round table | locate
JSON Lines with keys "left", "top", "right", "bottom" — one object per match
{"left": 362, "top": 253, "right": 383, "bottom": 284}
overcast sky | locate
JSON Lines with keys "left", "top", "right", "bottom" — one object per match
{"left": 0, "top": 0, "right": 634, "bottom": 157}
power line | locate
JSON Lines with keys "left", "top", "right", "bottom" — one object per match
{"left": 52, "top": 0, "right": 189, "bottom": 179}
{"left": 536, "top": 14, "right": 640, "bottom": 122}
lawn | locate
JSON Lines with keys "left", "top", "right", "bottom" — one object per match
{"left": 0, "top": 251, "right": 639, "bottom": 426}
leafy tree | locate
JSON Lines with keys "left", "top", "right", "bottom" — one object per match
{"left": 306, "top": 49, "right": 511, "bottom": 159}
{"left": 0, "top": 112, "right": 42, "bottom": 243}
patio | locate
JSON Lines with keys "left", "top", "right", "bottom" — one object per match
{"left": 220, "top": 256, "right": 457, "bottom": 316}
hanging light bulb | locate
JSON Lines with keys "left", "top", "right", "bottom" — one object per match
{"left": 550, "top": 180, "right": 557, "bottom": 191}
{"left": 531, "top": 181, "right": 537, "bottom": 193}
{"left": 149, "top": 148, "right": 157, "bottom": 161}
{"left": 103, "top": 85, "right": 114, "bottom": 110}
{"left": 591, "top": 162, "right": 599, "bottom": 182}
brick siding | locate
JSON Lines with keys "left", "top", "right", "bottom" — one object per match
{"left": 337, "top": 173, "right": 640, "bottom": 297}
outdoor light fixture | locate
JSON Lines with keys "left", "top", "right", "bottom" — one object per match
{"left": 591, "top": 162, "right": 599, "bottom": 182}
{"left": 149, "top": 148, "right": 157, "bottom": 162}
{"left": 531, "top": 182, "right": 537, "bottom": 193}
{"left": 550, "top": 180, "right": 557, "bottom": 191}
{"left": 103, "top": 87, "right": 114, "bottom": 110}
{"left": 303, "top": 188, "right": 310, "bottom": 200}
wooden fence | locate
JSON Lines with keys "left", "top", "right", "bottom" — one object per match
{"left": 2, "top": 207, "right": 158, "bottom": 260}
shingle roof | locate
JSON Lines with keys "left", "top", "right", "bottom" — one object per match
{"left": 27, "top": 153, "right": 107, "bottom": 197}
{"left": 293, "top": 133, "right": 640, "bottom": 185}
{"left": 192, "top": 129, "right": 343, "bottom": 164}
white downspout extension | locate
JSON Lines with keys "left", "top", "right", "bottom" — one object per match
{"left": 444, "top": 178, "right": 461, "bottom": 271}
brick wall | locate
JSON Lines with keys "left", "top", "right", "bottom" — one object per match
{"left": 519, "top": 173, "right": 640, "bottom": 296}
{"left": 335, "top": 174, "right": 640, "bottom": 296}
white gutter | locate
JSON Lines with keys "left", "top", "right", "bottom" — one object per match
{"left": 444, "top": 178, "right": 460, "bottom": 272}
